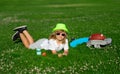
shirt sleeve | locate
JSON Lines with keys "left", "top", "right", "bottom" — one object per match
{"left": 64, "top": 39, "right": 69, "bottom": 50}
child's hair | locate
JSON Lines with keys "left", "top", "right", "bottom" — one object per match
{"left": 49, "top": 30, "right": 67, "bottom": 44}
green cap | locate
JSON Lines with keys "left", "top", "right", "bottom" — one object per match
{"left": 52, "top": 23, "right": 69, "bottom": 33}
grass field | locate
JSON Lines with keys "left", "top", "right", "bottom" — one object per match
{"left": 0, "top": 0, "right": 120, "bottom": 73}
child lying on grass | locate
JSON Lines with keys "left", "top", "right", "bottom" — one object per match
{"left": 12, "top": 23, "right": 69, "bottom": 56}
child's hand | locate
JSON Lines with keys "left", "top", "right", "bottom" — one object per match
{"left": 62, "top": 53, "right": 68, "bottom": 56}
{"left": 58, "top": 53, "right": 68, "bottom": 58}
{"left": 52, "top": 50, "right": 57, "bottom": 54}
{"left": 58, "top": 53, "right": 63, "bottom": 57}
{"left": 63, "top": 50, "right": 68, "bottom": 56}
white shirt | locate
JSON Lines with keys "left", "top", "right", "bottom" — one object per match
{"left": 40, "top": 39, "right": 69, "bottom": 51}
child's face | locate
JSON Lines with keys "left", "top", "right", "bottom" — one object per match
{"left": 55, "top": 31, "right": 66, "bottom": 41}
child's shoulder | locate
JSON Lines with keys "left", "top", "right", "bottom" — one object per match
{"left": 49, "top": 39, "right": 56, "bottom": 42}
{"left": 66, "top": 39, "right": 68, "bottom": 41}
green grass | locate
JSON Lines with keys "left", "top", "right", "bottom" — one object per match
{"left": 0, "top": 0, "right": 120, "bottom": 73}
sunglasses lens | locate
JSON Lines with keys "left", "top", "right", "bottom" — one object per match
{"left": 62, "top": 34, "right": 65, "bottom": 36}
{"left": 56, "top": 33, "right": 60, "bottom": 35}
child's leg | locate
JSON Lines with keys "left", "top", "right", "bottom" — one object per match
{"left": 22, "top": 30, "right": 34, "bottom": 44}
{"left": 20, "top": 33, "right": 30, "bottom": 48}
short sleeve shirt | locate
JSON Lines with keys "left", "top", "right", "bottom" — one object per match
{"left": 41, "top": 39, "right": 69, "bottom": 51}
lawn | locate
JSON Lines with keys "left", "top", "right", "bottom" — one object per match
{"left": 0, "top": 0, "right": 120, "bottom": 73}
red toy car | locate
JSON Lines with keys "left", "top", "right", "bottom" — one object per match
{"left": 89, "top": 33, "right": 106, "bottom": 40}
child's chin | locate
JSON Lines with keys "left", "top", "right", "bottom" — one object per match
{"left": 58, "top": 39, "right": 63, "bottom": 41}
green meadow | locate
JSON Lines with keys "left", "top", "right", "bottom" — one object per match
{"left": 0, "top": 0, "right": 120, "bottom": 73}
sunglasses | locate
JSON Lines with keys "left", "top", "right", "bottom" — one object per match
{"left": 56, "top": 33, "right": 66, "bottom": 36}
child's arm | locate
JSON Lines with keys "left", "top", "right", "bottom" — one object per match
{"left": 63, "top": 50, "right": 68, "bottom": 56}
{"left": 51, "top": 50, "right": 57, "bottom": 54}
{"left": 63, "top": 39, "right": 69, "bottom": 56}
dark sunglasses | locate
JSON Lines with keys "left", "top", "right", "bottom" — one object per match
{"left": 56, "top": 33, "right": 66, "bottom": 36}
